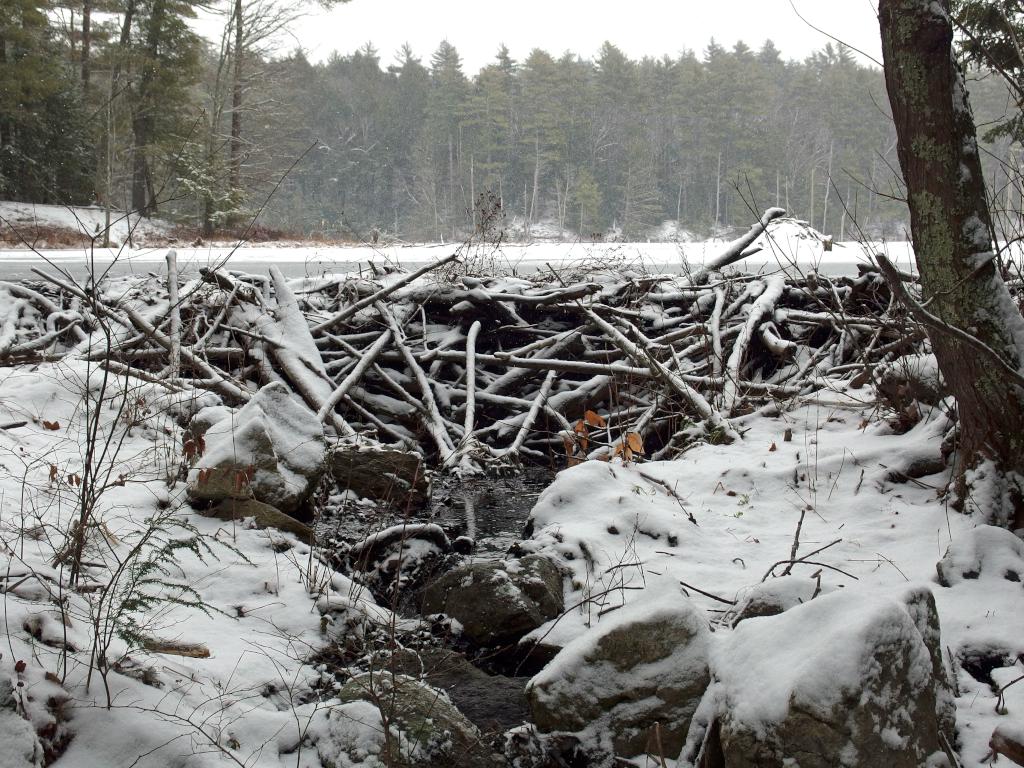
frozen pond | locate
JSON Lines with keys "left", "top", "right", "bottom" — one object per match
{"left": 0, "top": 236, "right": 916, "bottom": 282}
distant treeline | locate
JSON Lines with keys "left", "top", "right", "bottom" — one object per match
{"left": 0, "top": 2, "right": 1016, "bottom": 241}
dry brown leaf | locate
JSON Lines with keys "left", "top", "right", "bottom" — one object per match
{"left": 584, "top": 410, "right": 606, "bottom": 428}
{"left": 41, "top": 420, "right": 60, "bottom": 431}
{"left": 769, "top": 442, "right": 777, "bottom": 452}
{"left": 625, "top": 432, "right": 644, "bottom": 454}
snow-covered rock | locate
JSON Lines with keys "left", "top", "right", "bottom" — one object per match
{"left": 875, "top": 352, "right": 947, "bottom": 408}
{"left": 689, "top": 587, "right": 956, "bottom": 768}
{"left": 329, "top": 441, "right": 430, "bottom": 509}
{"left": 936, "top": 525, "right": 1024, "bottom": 586}
{"left": 314, "top": 671, "right": 493, "bottom": 768}
{"left": 420, "top": 555, "right": 564, "bottom": 647}
{"left": 348, "top": 522, "right": 451, "bottom": 600}
{"left": 729, "top": 575, "right": 835, "bottom": 625}
{"left": 186, "top": 382, "right": 326, "bottom": 514}
{"left": 0, "top": 681, "right": 43, "bottom": 768}
{"left": 527, "top": 586, "right": 710, "bottom": 759}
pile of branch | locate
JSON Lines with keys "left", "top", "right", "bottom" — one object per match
{"left": 7, "top": 211, "right": 926, "bottom": 474}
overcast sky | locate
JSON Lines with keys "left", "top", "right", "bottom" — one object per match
{"left": 279, "top": 0, "right": 883, "bottom": 72}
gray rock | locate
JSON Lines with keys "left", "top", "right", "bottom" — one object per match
{"left": 328, "top": 671, "right": 496, "bottom": 768}
{"left": 187, "top": 383, "right": 326, "bottom": 514}
{"left": 526, "top": 590, "right": 710, "bottom": 759}
{"left": 201, "top": 498, "right": 312, "bottom": 541}
{"left": 421, "top": 555, "right": 563, "bottom": 647}
{"left": 329, "top": 442, "right": 430, "bottom": 509}
{"left": 389, "top": 648, "right": 529, "bottom": 734}
{"left": 695, "top": 587, "right": 957, "bottom": 768}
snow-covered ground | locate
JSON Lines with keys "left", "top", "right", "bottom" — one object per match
{"left": 1, "top": 363, "right": 1021, "bottom": 766}
{"left": 519, "top": 388, "right": 1024, "bottom": 766}
{"left": 0, "top": 359, "right": 397, "bottom": 767}
{"left": 0, "top": 202, "right": 170, "bottom": 248}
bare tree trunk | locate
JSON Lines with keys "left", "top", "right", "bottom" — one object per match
{"left": 81, "top": 0, "right": 92, "bottom": 90}
{"left": 0, "top": 35, "right": 9, "bottom": 151}
{"left": 230, "top": 0, "right": 243, "bottom": 195}
{"left": 131, "top": 0, "right": 165, "bottom": 216}
{"left": 530, "top": 133, "right": 540, "bottom": 233}
{"left": 715, "top": 151, "right": 722, "bottom": 229}
{"left": 822, "top": 139, "right": 833, "bottom": 232}
{"left": 880, "top": 0, "right": 1024, "bottom": 528}
{"left": 809, "top": 165, "right": 815, "bottom": 231}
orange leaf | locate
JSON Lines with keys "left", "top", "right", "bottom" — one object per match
{"left": 584, "top": 410, "right": 606, "bottom": 428}
{"left": 573, "top": 419, "right": 588, "bottom": 435}
{"left": 625, "top": 432, "right": 644, "bottom": 454}
{"left": 612, "top": 442, "right": 624, "bottom": 458}
{"left": 41, "top": 420, "right": 60, "bottom": 431}
{"left": 561, "top": 434, "right": 575, "bottom": 457}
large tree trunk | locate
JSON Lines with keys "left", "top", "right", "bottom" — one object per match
{"left": 880, "top": 0, "right": 1024, "bottom": 529}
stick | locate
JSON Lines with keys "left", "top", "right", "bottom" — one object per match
{"left": 578, "top": 304, "right": 739, "bottom": 443}
{"left": 316, "top": 329, "right": 393, "bottom": 424}
{"left": 311, "top": 252, "right": 460, "bottom": 335}
{"left": 494, "top": 370, "right": 557, "bottom": 458}
{"left": 378, "top": 301, "right": 455, "bottom": 461}
{"left": 166, "top": 249, "right": 181, "bottom": 377}
{"left": 462, "top": 320, "right": 481, "bottom": 437}
{"left": 722, "top": 275, "right": 785, "bottom": 415}
{"left": 690, "top": 207, "right": 787, "bottom": 284}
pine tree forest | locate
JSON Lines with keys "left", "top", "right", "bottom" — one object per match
{"left": 1, "top": 1, "right": 1019, "bottom": 242}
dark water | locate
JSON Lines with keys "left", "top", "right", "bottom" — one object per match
{"left": 428, "top": 467, "right": 555, "bottom": 558}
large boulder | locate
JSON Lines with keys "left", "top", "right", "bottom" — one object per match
{"left": 421, "top": 555, "right": 563, "bottom": 647}
{"left": 689, "top": 587, "right": 957, "bottom": 768}
{"left": 526, "top": 588, "right": 710, "bottom": 760}
{"left": 186, "top": 383, "right": 326, "bottom": 514}
{"left": 316, "top": 671, "right": 495, "bottom": 768}
{"left": 329, "top": 442, "right": 430, "bottom": 509}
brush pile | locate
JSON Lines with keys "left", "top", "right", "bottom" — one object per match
{"left": 0, "top": 209, "right": 927, "bottom": 474}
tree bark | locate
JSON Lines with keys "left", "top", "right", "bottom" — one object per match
{"left": 880, "top": 0, "right": 1024, "bottom": 528}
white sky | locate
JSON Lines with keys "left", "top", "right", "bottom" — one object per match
{"left": 279, "top": 0, "right": 883, "bottom": 72}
